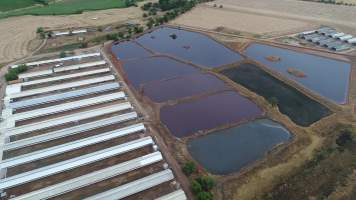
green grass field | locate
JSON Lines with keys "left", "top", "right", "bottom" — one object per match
{"left": 0, "top": 0, "right": 127, "bottom": 19}
{"left": 0, "top": 0, "right": 40, "bottom": 12}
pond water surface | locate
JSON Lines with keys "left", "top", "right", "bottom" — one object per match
{"left": 136, "top": 27, "right": 243, "bottom": 68}
{"left": 111, "top": 41, "right": 151, "bottom": 60}
{"left": 122, "top": 56, "right": 199, "bottom": 89}
{"left": 142, "top": 73, "right": 229, "bottom": 102}
{"left": 160, "top": 91, "right": 263, "bottom": 138}
{"left": 222, "top": 63, "right": 331, "bottom": 126}
{"left": 245, "top": 43, "right": 351, "bottom": 104}
{"left": 188, "top": 119, "right": 291, "bottom": 175}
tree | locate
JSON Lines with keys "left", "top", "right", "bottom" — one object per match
{"left": 196, "top": 176, "right": 215, "bottom": 191}
{"left": 36, "top": 27, "right": 44, "bottom": 34}
{"left": 182, "top": 161, "right": 196, "bottom": 175}
{"left": 268, "top": 97, "right": 278, "bottom": 107}
{"left": 59, "top": 51, "right": 67, "bottom": 58}
{"left": 5, "top": 71, "right": 18, "bottom": 82}
{"left": 5, "top": 64, "right": 27, "bottom": 82}
{"left": 191, "top": 180, "right": 202, "bottom": 194}
{"left": 197, "top": 191, "right": 213, "bottom": 200}
{"left": 125, "top": 0, "right": 136, "bottom": 7}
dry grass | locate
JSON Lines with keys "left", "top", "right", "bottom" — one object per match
{"left": 0, "top": 6, "right": 143, "bottom": 64}
{"left": 205, "top": 0, "right": 356, "bottom": 35}
{"left": 171, "top": 5, "right": 313, "bottom": 35}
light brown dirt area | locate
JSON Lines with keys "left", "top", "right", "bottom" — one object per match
{"left": 171, "top": 0, "right": 356, "bottom": 37}
{"left": 171, "top": 5, "right": 314, "bottom": 36}
{"left": 207, "top": 0, "right": 356, "bottom": 34}
{"left": 0, "top": 6, "right": 142, "bottom": 64}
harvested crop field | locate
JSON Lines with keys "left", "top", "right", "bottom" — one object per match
{"left": 171, "top": 5, "right": 313, "bottom": 35}
{"left": 0, "top": 6, "right": 143, "bottom": 64}
{"left": 208, "top": 0, "right": 356, "bottom": 33}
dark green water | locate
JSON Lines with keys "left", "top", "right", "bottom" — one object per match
{"left": 221, "top": 63, "right": 331, "bottom": 126}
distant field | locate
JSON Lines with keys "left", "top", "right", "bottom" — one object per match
{"left": 0, "top": 0, "right": 127, "bottom": 19}
{"left": 0, "top": 0, "right": 40, "bottom": 12}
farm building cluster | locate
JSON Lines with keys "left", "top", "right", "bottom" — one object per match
{"left": 298, "top": 27, "right": 356, "bottom": 51}
{"left": 0, "top": 52, "right": 186, "bottom": 200}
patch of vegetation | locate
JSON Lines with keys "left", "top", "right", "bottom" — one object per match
{"left": 0, "top": 0, "right": 139, "bottom": 19}
{"left": 5, "top": 64, "right": 27, "bottom": 82}
{"left": 141, "top": 0, "right": 213, "bottom": 27}
{"left": 192, "top": 176, "right": 215, "bottom": 200}
{"left": 182, "top": 160, "right": 215, "bottom": 200}
{"left": 0, "top": 0, "right": 50, "bottom": 12}
{"left": 59, "top": 51, "right": 67, "bottom": 58}
{"left": 307, "top": 0, "right": 356, "bottom": 6}
{"left": 264, "top": 125, "right": 356, "bottom": 200}
{"left": 182, "top": 161, "right": 197, "bottom": 176}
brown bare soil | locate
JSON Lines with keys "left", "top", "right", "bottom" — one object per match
{"left": 208, "top": 0, "right": 356, "bottom": 34}
{"left": 171, "top": 5, "right": 314, "bottom": 36}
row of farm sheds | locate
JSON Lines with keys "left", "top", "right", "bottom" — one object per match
{"left": 0, "top": 52, "right": 186, "bottom": 200}
{"left": 298, "top": 27, "right": 356, "bottom": 52}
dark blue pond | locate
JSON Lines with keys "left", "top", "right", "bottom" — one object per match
{"left": 245, "top": 43, "right": 351, "bottom": 104}
{"left": 160, "top": 91, "right": 263, "bottom": 138}
{"left": 111, "top": 41, "right": 151, "bottom": 60}
{"left": 136, "top": 27, "right": 243, "bottom": 68}
{"left": 122, "top": 56, "right": 199, "bottom": 89}
{"left": 188, "top": 119, "right": 291, "bottom": 175}
{"left": 142, "top": 73, "right": 229, "bottom": 102}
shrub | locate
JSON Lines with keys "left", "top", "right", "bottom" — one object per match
{"left": 191, "top": 180, "right": 202, "bottom": 194}
{"left": 336, "top": 128, "right": 353, "bottom": 147}
{"left": 5, "top": 65, "right": 27, "bottom": 82}
{"left": 59, "top": 51, "right": 67, "bottom": 58}
{"left": 106, "top": 33, "right": 119, "bottom": 41}
{"left": 36, "top": 27, "right": 44, "bottom": 33}
{"left": 197, "top": 191, "right": 213, "bottom": 200}
{"left": 5, "top": 71, "right": 18, "bottom": 82}
{"left": 196, "top": 176, "right": 215, "bottom": 191}
{"left": 182, "top": 161, "right": 196, "bottom": 175}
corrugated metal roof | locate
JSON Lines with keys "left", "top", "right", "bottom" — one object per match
{"left": 4, "top": 112, "right": 138, "bottom": 151}
{"left": 6, "top": 92, "right": 125, "bottom": 122}
{"left": 8, "top": 75, "right": 115, "bottom": 99}
{"left": 8, "top": 82, "right": 120, "bottom": 109}
{"left": 0, "top": 137, "right": 154, "bottom": 190}
{"left": 0, "top": 123, "right": 145, "bottom": 168}
{"left": 5, "top": 102, "right": 132, "bottom": 136}
{"left": 84, "top": 169, "right": 174, "bottom": 200}
{"left": 11, "top": 152, "right": 163, "bottom": 200}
